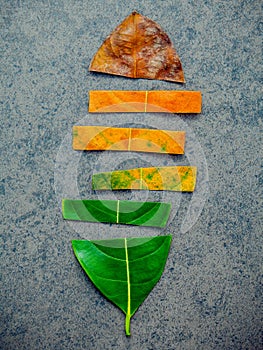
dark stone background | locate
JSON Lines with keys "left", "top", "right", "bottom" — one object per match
{"left": 1, "top": 1, "right": 262, "bottom": 349}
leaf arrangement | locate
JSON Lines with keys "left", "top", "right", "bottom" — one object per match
{"left": 63, "top": 11, "right": 201, "bottom": 336}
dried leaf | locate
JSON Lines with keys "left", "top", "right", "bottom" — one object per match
{"left": 73, "top": 126, "right": 185, "bottom": 154}
{"left": 89, "top": 11, "right": 185, "bottom": 83}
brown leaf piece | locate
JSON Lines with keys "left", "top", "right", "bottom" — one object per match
{"left": 89, "top": 11, "right": 185, "bottom": 83}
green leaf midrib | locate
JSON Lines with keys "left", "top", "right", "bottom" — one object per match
{"left": 124, "top": 237, "right": 131, "bottom": 335}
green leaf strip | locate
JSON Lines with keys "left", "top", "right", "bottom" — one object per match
{"left": 62, "top": 199, "right": 171, "bottom": 228}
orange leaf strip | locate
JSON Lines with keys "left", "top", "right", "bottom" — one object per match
{"left": 88, "top": 90, "right": 201, "bottom": 113}
{"left": 72, "top": 126, "right": 185, "bottom": 154}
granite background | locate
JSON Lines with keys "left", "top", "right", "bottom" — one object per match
{"left": 1, "top": 1, "right": 262, "bottom": 349}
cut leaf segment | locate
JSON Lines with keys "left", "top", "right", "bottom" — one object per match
{"left": 89, "top": 90, "right": 202, "bottom": 113}
{"left": 73, "top": 126, "right": 185, "bottom": 154}
{"left": 92, "top": 166, "right": 197, "bottom": 192}
{"left": 89, "top": 11, "right": 185, "bottom": 83}
{"left": 72, "top": 235, "right": 172, "bottom": 335}
{"left": 62, "top": 199, "right": 171, "bottom": 227}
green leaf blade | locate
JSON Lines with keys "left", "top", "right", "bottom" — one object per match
{"left": 72, "top": 235, "right": 172, "bottom": 335}
{"left": 72, "top": 240, "right": 129, "bottom": 314}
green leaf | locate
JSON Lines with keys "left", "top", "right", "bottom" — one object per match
{"left": 62, "top": 199, "right": 171, "bottom": 228}
{"left": 72, "top": 235, "right": 172, "bottom": 335}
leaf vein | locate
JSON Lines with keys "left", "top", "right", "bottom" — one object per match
{"left": 128, "top": 239, "right": 166, "bottom": 262}
{"left": 94, "top": 245, "right": 126, "bottom": 261}
{"left": 93, "top": 274, "right": 127, "bottom": 283}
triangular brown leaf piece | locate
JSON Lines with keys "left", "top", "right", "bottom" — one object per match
{"left": 89, "top": 11, "right": 185, "bottom": 83}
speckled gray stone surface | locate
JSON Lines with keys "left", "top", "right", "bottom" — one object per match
{"left": 1, "top": 1, "right": 262, "bottom": 349}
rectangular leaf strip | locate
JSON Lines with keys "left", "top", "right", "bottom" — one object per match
{"left": 89, "top": 90, "right": 202, "bottom": 113}
{"left": 72, "top": 126, "right": 185, "bottom": 154}
{"left": 62, "top": 199, "right": 172, "bottom": 227}
{"left": 92, "top": 166, "right": 197, "bottom": 192}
